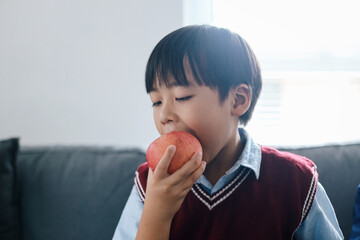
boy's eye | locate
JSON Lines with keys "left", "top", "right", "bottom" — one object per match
{"left": 152, "top": 101, "right": 161, "bottom": 107}
{"left": 176, "top": 96, "right": 193, "bottom": 102}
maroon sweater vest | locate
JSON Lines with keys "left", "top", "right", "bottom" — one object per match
{"left": 135, "top": 146, "right": 318, "bottom": 240}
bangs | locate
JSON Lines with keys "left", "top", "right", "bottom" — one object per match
{"left": 145, "top": 27, "right": 205, "bottom": 92}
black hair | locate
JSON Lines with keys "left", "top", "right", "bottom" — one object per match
{"left": 145, "top": 25, "right": 262, "bottom": 126}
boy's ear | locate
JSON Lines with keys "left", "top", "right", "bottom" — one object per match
{"left": 231, "top": 84, "right": 251, "bottom": 117}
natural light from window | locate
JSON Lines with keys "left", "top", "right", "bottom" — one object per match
{"left": 212, "top": 0, "right": 360, "bottom": 146}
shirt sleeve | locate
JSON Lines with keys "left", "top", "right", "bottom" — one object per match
{"left": 294, "top": 182, "right": 344, "bottom": 239}
{"left": 112, "top": 185, "right": 143, "bottom": 240}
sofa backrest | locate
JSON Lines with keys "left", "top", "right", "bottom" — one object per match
{"left": 279, "top": 143, "right": 360, "bottom": 239}
{"left": 16, "top": 143, "right": 360, "bottom": 240}
{"left": 17, "top": 146, "right": 145, "bottom": 240}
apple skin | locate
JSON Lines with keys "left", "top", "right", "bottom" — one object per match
{"left": 146, "top": 131, "right": 203, "bottom": 174}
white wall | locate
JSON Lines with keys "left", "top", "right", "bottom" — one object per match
{"left": 0, "top": 0, "right": 184, "bottom": 150}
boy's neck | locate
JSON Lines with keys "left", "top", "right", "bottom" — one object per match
{"left": 203, "top": 130, "right": 244, "bottom": 186}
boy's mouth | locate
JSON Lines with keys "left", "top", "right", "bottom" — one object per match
{"left": 162, "top": 127, "right": 194, "bottom": 136}
{"left": 162, "top": 126, "right": 181, "bottom": 135}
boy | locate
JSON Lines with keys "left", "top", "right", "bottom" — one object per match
{"left": 113, "top": 25, "right": 343, "bottom": 239}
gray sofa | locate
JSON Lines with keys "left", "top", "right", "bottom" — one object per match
{"left": 1, "top": 139, "right": 360, "bottom": 239}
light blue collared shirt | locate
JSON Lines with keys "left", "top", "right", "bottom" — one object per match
{"left": 113, "top": 128, "right": 344, "bottom": 240}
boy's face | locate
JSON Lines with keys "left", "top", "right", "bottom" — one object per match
{"left": 149, "top": 70, "right": 239, "bottom": 164}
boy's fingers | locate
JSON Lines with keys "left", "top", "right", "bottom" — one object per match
{"left": 154, "top": 145, "right": 176, "bottom": 176}
{"left": 147, "top": 167, "right": 153, "bottom": 181}
{"left": 172, "top": 151, "right": 203, "bottom": 183}
{"left": 184, "top": 161, "right": 206, "bottom": 189}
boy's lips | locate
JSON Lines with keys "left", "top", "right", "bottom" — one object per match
{"left": 162, "top": 126, "right": 184, "bottom": 135}
{"left": 163, "top": 130, "right": 187, "bottom": 135}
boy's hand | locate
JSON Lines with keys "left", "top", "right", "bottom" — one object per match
{"left": 136, "top": 145, "right": 206, "bottom": 240}
{"left": 147, "top": 145, "right": 205, "bottom": 220}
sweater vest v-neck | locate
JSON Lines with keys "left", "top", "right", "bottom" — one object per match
{"left": 135, "top": 146, "right": 318, "bottom": 240}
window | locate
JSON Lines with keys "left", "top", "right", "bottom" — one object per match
{"left": 211, "top": 0, "right": 360, "bottom": 145}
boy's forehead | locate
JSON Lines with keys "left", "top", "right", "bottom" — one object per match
{"left": 150, "top": 55, "right": 203, "bottom": 91}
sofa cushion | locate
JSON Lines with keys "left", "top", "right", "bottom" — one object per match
{"left": 0, "top": 138, "right": 20, "bottom": 240}
{"left": 17, "top": 146, "right": 145, "bottom": 240}
{"left": 278, "top": 143, "right": 360, "bottom": 239}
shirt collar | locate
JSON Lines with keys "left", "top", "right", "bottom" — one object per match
{"left": 195, "top": 128, "right": 262, "bottom": 192}
{"left": 225, "top": 128, "right": 261, "bottom": 179}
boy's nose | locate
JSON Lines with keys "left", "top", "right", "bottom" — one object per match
{"left": 159, "top": 102, "right": 178, "bottom": 124}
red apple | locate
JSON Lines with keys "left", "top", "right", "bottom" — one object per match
{"left": 146, "top": 131, "right": 203, "bottom": 174}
